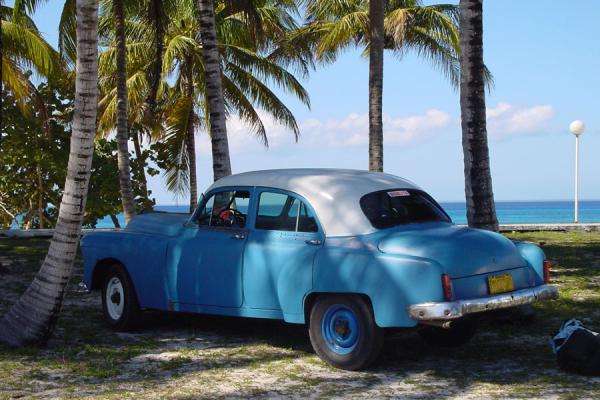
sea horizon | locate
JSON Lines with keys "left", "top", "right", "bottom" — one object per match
{"left": 92, "top": 199, "right": 600, "bottom": 228}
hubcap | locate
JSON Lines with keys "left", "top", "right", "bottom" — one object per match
{"left": 105, "top": 277, "right": 124, "bottom": 321}
{"left": 321, "top": 304, "right": 360, "bottom": 355}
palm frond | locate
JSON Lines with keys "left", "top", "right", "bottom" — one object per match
{"left": 224, "top": 62, "right": 300, "bottom": 140}
{"left": 2, "top": 19, "right": 60, "bottom": 78}
{"left": 221, "top": 74, "right": 268, "bottom": 146}
{"left": 223, "top": 44, "right": 310, "bottom": 108}
{"left": 162, "top": 96, "right": 196, "bottom": 196}
{"left": 58, "top": 0, "right": 77, "bottom": 66}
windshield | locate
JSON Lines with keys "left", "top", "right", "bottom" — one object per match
{"left": 360, "top": 189, "right": 451, "bottom": 229}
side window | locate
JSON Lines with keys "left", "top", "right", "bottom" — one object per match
{"left": 256, "top": 192, "right": 296, "bottom": 231}
{"left": 256, "top": 192, "right": 318, "bottom": 233}
{"left": 196, "top": 190, "right": 250, "bottom": 228}
{"left": 298, "top": 201, "right": 318, "bottom": 233}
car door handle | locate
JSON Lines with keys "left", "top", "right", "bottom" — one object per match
{"left": 231, "top": 233, "right": 246, "bottom": 240}
{"left": 305, "top": 239, "right": 322, "bottom": 246}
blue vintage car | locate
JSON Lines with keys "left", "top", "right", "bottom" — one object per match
{"left": 81, "top": 169, "right": 558, "bottom": 370}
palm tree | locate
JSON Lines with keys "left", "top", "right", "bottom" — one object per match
{"left": 97, "top": 0, "right": 310, "bottom": 211}
{"left": 113, "top": 0, "right": 137, "bottom": 223}
{"left": 459, "top": 0, "right": 497, "bottom": 231}
{"left": 197, "top": 0, "right": 231, "bottom": 181}
{"left": 1, "top": 3, "right": 60, "bottom": 123}
{"left": 304, "top": 0, "right": 461, "bottom": 172}
{"left": 0, "top": 0, "right": 100, "bottom": 346}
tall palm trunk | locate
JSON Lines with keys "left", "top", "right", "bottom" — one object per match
{"left": 36, "top": 165, "right": 44, "bottom": 229}
{"left": 184, "top": 58, "right": 197, "bottom": 212}
{"left": 131, "top": 129, "right": 149, "bottom": 201}
{"left": 0, "top": 0, "right": 99, "bottom": 346}
{"left": 197, "top": 0, "right": 231, "bottom": 181}
{"left": 368, "top": 0, "right": 384, "bottom": 172}
{"left": 459, "top": 0, "right": 498, "bottom": 231}
{"left": 114, "top": 0, "right": 136, "bottom": 223}
{"left": 147, "top": 0, "right": 164, "bottom": 114}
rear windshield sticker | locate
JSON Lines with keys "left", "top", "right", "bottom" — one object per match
{"left": 387, "top": 190, "right": 410, "bottom": 197}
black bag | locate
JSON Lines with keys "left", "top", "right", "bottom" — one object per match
{"left": 551, "top": 319, "right": 600, "bottom": 376}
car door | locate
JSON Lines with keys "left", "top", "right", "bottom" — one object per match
{"left": 243, "top": 189, "right": 324, "bottom": 315}
{"left": 170, "top": 188, "right": 252, "bottom": 308}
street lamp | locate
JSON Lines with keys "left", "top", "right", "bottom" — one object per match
{"left": 569, "top": 120, "right": 585, "bottom": 223}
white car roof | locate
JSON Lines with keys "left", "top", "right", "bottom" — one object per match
{"left": 206, "top": 168, "right": 421, "bottom": 237}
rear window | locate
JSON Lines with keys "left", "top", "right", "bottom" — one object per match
{"left": 360, "top": 189, "right": 450, "bottom": 229}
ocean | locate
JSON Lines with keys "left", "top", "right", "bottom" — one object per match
{"left": 95, "top": 200, "right": 600, "bottom": 228}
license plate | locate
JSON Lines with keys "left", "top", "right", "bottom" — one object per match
{"left": 488, "top": 274, "right": 514, "bottom": 295}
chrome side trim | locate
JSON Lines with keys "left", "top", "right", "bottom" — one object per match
{"left": 407, "top": 284, "right": 559, "bottom": 322}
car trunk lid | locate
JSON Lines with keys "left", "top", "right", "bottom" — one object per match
{"left": 377, "top": 223, "right": 527, "bottom": 278}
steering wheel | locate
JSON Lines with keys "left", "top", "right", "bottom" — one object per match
{"left": 217, "top": 208, "right": 246, "bottom": 227}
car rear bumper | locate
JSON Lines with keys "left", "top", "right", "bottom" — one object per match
{"left": 407, "top": 284, "right": 559, "bottom": 322}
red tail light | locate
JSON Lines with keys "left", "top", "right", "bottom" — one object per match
{"left": 442, "top": 274, "right": 453, "bottom": 301}
{"left": 543, "top": 260, "right": 552, "bottom": 283}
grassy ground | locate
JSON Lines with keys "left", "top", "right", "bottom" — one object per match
{"left": 1, "top": 232, "right": 600, "bottom": 399}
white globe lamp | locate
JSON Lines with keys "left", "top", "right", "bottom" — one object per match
{"left": 570, "top": 120, "right": 585, "bottom": 137}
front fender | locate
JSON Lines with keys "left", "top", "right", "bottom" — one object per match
{"left": 81, "top": 231, "right": 170, "bottom": 309}
{"left": 312, "top": 239, "right": 444, "bottom": 328}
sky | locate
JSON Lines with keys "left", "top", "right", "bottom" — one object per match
{"left": 13, "top": 0, "right": 600, "bottom": 204}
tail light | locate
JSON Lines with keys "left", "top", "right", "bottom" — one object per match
{"left": 543, "top": 260, "right": 552, "bottom": 283}
{"left": 442, "top": 274, "right": 453, "bottom": 301}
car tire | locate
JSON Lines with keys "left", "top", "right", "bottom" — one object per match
{"left": 309, "top": 295, "right": 384, "bottom": 371}
{"left": 418, "top": 318, "right": 477, "bottom": 347}
{"left": 101, "top": 265, "right": 141, "bottom": 331}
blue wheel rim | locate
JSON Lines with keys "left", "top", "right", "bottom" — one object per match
{"left": 321, "top": 304, "right": 360, "bottom": 355}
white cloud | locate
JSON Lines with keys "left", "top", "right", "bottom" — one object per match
{"left": 486, "top": 102, "right": 554, "bottom": 139}
{"left": 196, "top": 108, "right": 453, "bottom": 155}
{"left": 193, "top": 102, "right": 553, "bottom": 156}
{"left": 298, "top": 109, "right": 452, "bottom": 147}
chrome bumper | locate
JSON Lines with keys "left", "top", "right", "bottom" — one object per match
{"left": 407, "top": 284, "right": 559, "bottom": 322}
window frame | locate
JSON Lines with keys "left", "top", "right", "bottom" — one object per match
{"left": 189, "top": 186, "right": 254, "bottom": 231}
{"left": 254, "top": 188, "right": 323, "bottom": 234}
{"left": 359, "top": 188, "right": 452, "bottom": 230}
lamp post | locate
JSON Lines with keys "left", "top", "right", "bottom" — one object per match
{"left": 569, "top": 120, "right": 585, "bottom": 223}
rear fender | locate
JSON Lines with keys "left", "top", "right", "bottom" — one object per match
{"left": 312, "top": 244, "right": 444, "bottom": 328}
{"left": 513, "top": 241, "right": 546, "bottom": 285}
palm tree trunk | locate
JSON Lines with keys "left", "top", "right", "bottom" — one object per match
{"left": 459, "top": 0, "right": 498, "bottom": 231}
{"left": 0, "top": 0, "right": 99, "bottom": 346}
{"left": 368, "top": 0, "right": 384, "bottom": 172}
{"left": 186, "top": 112, "right": 198, "bottom": 213}
{"left": 114, "top": 0, "right": 136, "bottom": 224}
{"left": 147, "top": 0, "right": 164, "bottom": 114}
{"left": 197, "top": 0, "right": 232, "bottom": 181}
{"left": 184, "top": 58, "right": 198, "bottom": 213}
{"left": 110, "top": 214, "right": 121, "bottom": 228}
{"left": 132, "top": 129, "right": 149, "bottom": 201}
{"left": 37, "top": 165, "right": 44, "bottom": 229}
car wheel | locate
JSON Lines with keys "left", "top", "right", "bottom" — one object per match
{"left": 418, "top": 318, "right": 477, "bottom": 347}
{"left": 101, "top": 265, "right": 141, "bottom": 331}
{"left": 309, "top": 295, "right": 384, "bottom": 371}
